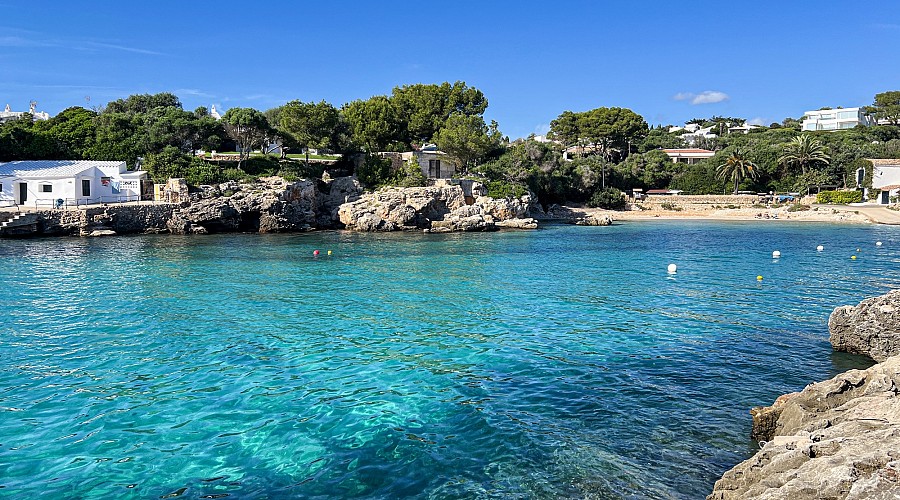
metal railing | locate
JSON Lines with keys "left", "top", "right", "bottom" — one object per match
{"left": 33, "top": 194, "right": 149, "bottom": 209}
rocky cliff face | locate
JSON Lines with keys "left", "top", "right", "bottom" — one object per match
{"left": 337, "top": 184, "right": 541, "bottom": 232}
{"left": 167, "top": 177, "right": 324, "bottom": 234}
{"left": 3, "top": 176, "right": 546, "bottom": 236}
{"left": 711, "top": 290, "right": 900, "bottom": 499}
{"left": 829, "top": 290, "right": 900, "bottom": 362}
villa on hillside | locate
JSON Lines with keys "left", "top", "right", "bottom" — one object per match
{"left": 869, "top": 159, "right": 900, "bottom": 205}
{"left": 663, "top": 148, "right": 716, "bottom": 165}
{"left": 668, "top": 123, "right": 717, "bottom": 146}
{"left": 802, "top": 107, "right": 874, "bottom": 131}
{"left": 378, "top": 144, "right": 458, "bottom": 179}
{"left": 0, "top": 103, "right": 51, "bottom": 124}
{"left": 0, "top": 160, "right": 149, "bottom": 208}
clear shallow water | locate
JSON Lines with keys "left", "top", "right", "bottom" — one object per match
{"left": 1, "top": 221, "right": 899, "bottom": 499}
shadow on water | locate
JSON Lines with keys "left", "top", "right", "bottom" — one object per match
{"left": 828, "top": 350, "right": 877, "bottom": 376}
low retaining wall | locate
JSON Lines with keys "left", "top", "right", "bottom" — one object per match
{"left": 635, "top": 195, "right": 816, "bottom": 211}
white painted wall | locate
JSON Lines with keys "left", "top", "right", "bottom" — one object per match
{"left": 1, "top": 163, "right": 146, "bottom": 207}
{"left": 873, "top": 166, "right": 900, "bottom": 189}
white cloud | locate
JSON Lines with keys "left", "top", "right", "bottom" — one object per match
{"left": 176, "top": 88, "right": 216, "bottom": 98}
{"left": 747, "top": 117, "right": 767, "bottom": 126}
{"left": 673, "top": 90, "right": 730, "bottom": 105}
{"left": 691, "top": 91, "right": 729, "bottom": 105}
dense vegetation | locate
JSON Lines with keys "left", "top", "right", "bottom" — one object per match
{"left": 2, "top": 87, "right": 898, "bottom": 206}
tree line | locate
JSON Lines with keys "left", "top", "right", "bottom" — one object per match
{"left": 1, "top": 86, "right": 898, "bottom": 207}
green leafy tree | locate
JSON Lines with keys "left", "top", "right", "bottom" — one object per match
{"left": 391, "top": 81, "right": 487, "bottom": 144}
{"left": 433, "top": 114, "right": 499, "bottom": 175}
{"left": 717, "top": 147, "right": 759, "bottom": 194}
{"left": 105, "top": 92, "right": 181, "bottom": 115}
{"left": 867, "top": 91, "right": 900, "bottom": 126}
{"left": 221, "top": 107, "right": 270, "bottom": 170}
{"left": 549, "top": 107, "right": 648, "bottom": 162}
{"left": 38, "top": 106, "right": 97, "bottom": 158}
{"left": 342, "top": 96, "right": 402, "bottom": 152}
{"left": 279, "top": 100, "right": 343, "bottom": 166}
{"left": 778, "top": 134, "right": 830, "bottom": 175}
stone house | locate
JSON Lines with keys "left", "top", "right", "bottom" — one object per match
{"left": 378, "top": 144, "right": 458, "bottom": 179}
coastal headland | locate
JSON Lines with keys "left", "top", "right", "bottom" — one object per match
{"left": 709, "top": 290, "right": 900, "bottom": 499}
{"left": 3, "top": 177, "right": 892, "bottom": 238}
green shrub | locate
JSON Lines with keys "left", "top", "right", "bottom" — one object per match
{"left": 787, "top": 204, "right": 811, "bottom": 212}
{"left": 660, "top": 201, "right": 682, "bottom": 211}
{"left": 816, "top": 190, "right": 863, "bottom": 204}
{"left": 588, "top": 187, "right": 626, "bottom": 210}
{"left": 355, "top": 154, "right": 393, "bottom": 188}
{"left": 393, "top": 158, "right": 427, "bottom": 188}
{"left": 487, "top": 180, "right": 528, "bottom": 199}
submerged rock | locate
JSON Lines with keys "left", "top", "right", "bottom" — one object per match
{"left": 829, "top": 290, "right": 900, "bottom": 362}
{"left": 574, "top": 214, "right": 612, "bottom": 226}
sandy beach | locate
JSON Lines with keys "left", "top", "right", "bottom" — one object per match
{"left": 580, "top": 204, "right": 900, "bottom": 225}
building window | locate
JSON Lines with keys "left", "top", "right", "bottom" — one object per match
{"left": 40, "top": 184, "right": 52, "bottom": 193}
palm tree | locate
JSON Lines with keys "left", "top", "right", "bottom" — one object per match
{"left": 778, "top": 134, "right": 830, "bottom": 175}
{"left": 717, "top": 148, "right": 759, "bottom": 194}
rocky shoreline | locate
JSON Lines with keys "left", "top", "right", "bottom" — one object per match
{"left": 709, "top": 290, "right": 900, "bottom": 499}
{"left": 1, "top": 176, "right": 606, "bottom": 237}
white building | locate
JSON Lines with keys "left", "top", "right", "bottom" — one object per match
{"left": 0, "top": 160, "right": 148, "bottom": 208}
{"left": 801, "top": 107, "right": 874, "bottom": 132}
{"left": 662, "top": 148, "right": 716, "bottom": 165}
{"left": 869, "top": 159, "right": 900, "bottom": 205}
{"left": 669, "top": 123, "right": 717, "bottom": 146}
{"left": 0, "top": 103, "right": 51, "bottom": 124}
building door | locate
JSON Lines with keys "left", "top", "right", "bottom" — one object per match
{"left": 882, "top": 191, "right": 890, "bottom": 205}
{"left": 18, "top": 183, "right": 27, "bottom": 204}
{"left": 82, "top": 179, "right": 91, "bottom": 198}
{"left": 429, "top": 159, "right": 441, "bottom": 178}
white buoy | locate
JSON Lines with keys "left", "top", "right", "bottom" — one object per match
{"left": 816, "top": 245, "right": 824, "bottom": 252}
{"left": 876, "top": 241, "right": 883, "bottom": 247}
{"left": 772, "top": 250, "right": 781, "bottom": 258}
{"left": 667, "top": 263, "right": 677, "bottom": 274}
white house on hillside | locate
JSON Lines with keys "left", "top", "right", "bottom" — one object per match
{"left": 663, "top": 148, "right": 716, "bottom": 165}
{"left": 0, "top": 103, "right": 51, "bottom": 124}
{"left": 0, "top": 160, "right": 148, "bottom": 208}
{"left": 802, "top": 107, "right": 874, "bottom": 131}
{"left": 869, "top": 159, "right": 900, "bottom": 205}
{"left": 669, "top": 123, "right": 716, "bottom": 146}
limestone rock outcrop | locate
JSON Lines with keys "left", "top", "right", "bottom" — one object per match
{"left": 709, "top": 357, "right": 900, "bottom": 499}
{"left": 711, "top": 290, "right": 900, "bottom": 499}
{"left": 168, "top": 177, "right": 320, "bottom": 234}
{"left": 337, "top": 185, "right": 539, "bottom": 232}
{"left": 829, "top": 290, "right": 900, "bottom": 362}
{"left": 574, "top": 214, "right": 613, "bottom": 226}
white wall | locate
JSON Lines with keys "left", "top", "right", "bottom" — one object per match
{"left": 873, "top": 166, "right": 900, "bottom": 189}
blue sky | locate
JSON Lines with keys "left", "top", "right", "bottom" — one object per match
{"left": 1, "top": 1, "right": 899, "bottom": 139}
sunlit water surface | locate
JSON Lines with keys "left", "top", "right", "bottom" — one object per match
{"left": 2, "top": 221, "right": 899, "bottom": 499}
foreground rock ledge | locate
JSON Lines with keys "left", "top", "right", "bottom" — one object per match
{"left": 712, "top": 290, "right": 900, "bottom": 499}
{"left": 710, "top": 357, "right": 900, "bottom": 499}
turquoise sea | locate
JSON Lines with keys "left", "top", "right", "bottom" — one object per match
{"left": 2, "top": 221, "right": 900, "bottom": 499}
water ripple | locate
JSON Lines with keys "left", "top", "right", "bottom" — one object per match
{"left": 1, "top": 222, "right": 898, "bottom": 498}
